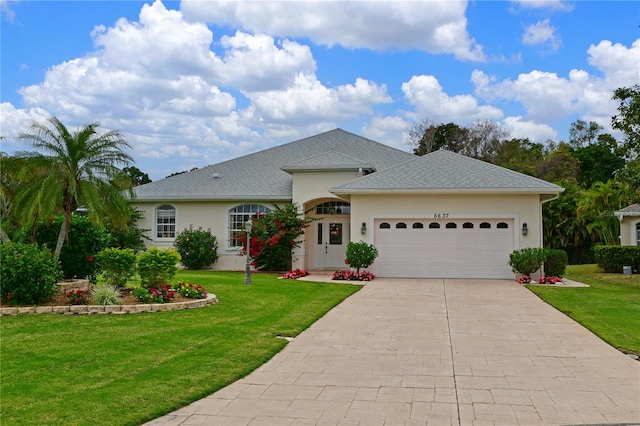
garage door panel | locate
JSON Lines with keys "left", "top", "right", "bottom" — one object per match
{"left": 374, "top": 219, "right": 514, "bottom": 279}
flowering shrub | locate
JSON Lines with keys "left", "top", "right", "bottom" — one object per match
{"left": 331, "top": 270, "right": 376, "bottom": 281}
{"left": 66, "top": 289, "right": 89, "bottom": 305}
{"left": 517, "top": 275, "right": 532, "bottom": 284}
{"left": 238, "top": 204, "right": 313, "bottom": 271}
{"left": 281, "top": 269, "right": 309, "bottom": 279}
{"left": 174, "top": 226, "right": 219, "bottom": 269}
{"left": 91, "top": 285, "right": 121, "bottom": 305}
{"left": 132, "top": 285, "right": 176, "bottom": 303}
{"left": 345, "top": 241, "right": 379, "bottom": 273}
{"left": 173, "top": 281, "right": 208, "bottom": 299}
{"left": 538, "top": 275, "right": 563, "bottom": 285}
{"left": 1, "top": 242, "right": 62, "bottom": 304}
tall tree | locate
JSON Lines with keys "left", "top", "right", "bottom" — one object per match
{"left": 568, "top": 119, "right": 603, "bottom": 148}
{"left": 611, "top": 84, "right": 640, "bottom": 159}
{"left": 15, "top": 116, "right": 134, "bottom": 256}
{"left": 573, "top": 135, "right": 625, "bottom": 188}
{"left": 123, "top": 166, "right": 151, "bottom": 186}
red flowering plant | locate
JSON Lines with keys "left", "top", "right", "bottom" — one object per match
{"left": 281, "top": 269, "right": 309, "bottom": 279}
{"left": 538, "top": 275, "right": 563, "bottom": 285}
{"left": 517, "top": 275, "right": 532, "bottom": 284}
{"left": 66, "top": 289, "right": 89, "bottom": 305}
{"left": 173, "top": 281, "right": 208, "bottom": 299}
{"left": 331, "top": 271, "right": 376, "bottom": 281}
{"left": 238, "top": 204, "right": 314, "bottom": 271}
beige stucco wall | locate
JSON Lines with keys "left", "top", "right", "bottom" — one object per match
{"left": 290, "top": 171, "right": 360, "bottom": 206}
{"left": 619, "top": 216, "right": 640, "bottom": 246}
{"left": 349, "top": 193, "right": 544, "bottom": 250}
{"left": 131, "top": 200, "right": 286, "bottom": 271}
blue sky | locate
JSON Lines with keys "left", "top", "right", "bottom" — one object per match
{"left": 1, "top": 0, "right": 638, "bottom": 180}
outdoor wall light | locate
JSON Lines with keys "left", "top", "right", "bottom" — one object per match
{"left": 244, "top": 219, "right": 253, "bottom": 285}
{"left": 522, "top": 222, "right": 528, "bottom": 236}
{"left": 361, "top": 222, "right": 367, "bottom": 235}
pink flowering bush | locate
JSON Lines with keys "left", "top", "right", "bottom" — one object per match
{"left": 517, "top": 275, "right": 532, "bottom": 284}
{"left": 174, "top": 226, "right": 218, "bottom": 269}
{"left": 538, "top": 275, "right": 563, "bottom": 285}
{"left": 332, "top": 270, "right": 376, "bottom": 281}
{"left": 281, "top": 269, "right": 309, "bottom": 279}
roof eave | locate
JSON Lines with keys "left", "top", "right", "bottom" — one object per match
{"left": 131, "top": 195, "right": 292, "bottom": 203}
{"left": 330, "top": 188, "right": 565, "bottom": 195}
{"left": 280, "top": 165, "right": 375, "bottom": 173}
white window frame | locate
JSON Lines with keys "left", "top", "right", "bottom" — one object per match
{"left": 228, "top": 204, "right": 272, "bottom": 249}
{"left": 155, "top": 204, "right": 177, "bottom": 239}
{"left": 634, "top": 220, "right": 640, "bottom": 246}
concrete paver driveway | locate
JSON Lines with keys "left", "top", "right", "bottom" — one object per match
{"left": 146, "top": 279, "right": 639, "bottom": 425}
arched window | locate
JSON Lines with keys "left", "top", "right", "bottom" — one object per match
{"left": 315, "top": 201, "right": 351, "bottom": 215}
{"left": 429, "top": 222, "right": 440, "bottom": 229}
{"left": 229, "top": 204, "right": 272, "bottom": 247}
{"left": 156, "top": 205, "right": 176, "bottom": 238}
{"left": 396, "top": 222, "right": 407, "bottom": 229}
{"left": 497, "top": 222, "right": 509, "bottom": 229}
{"left": 379, "top": 222, "right": 391, "bottom": 229}
{"left": 463, "top": 222, "right": 474, "bottom": 229}
{"left": 446, "top": 222, "right": 457, "bottom": 229}
{"left": 479, "top": 222, "right": 491, "bottom": 229}
{"left": 412, "top": 222, "right": 424, "bottom": 229}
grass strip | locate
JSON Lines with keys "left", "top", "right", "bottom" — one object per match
{"left": 0, "top": 271, "right": 360, "bottom": 426}
{"left": 526, "top": 264, "right": 640, "bottom": 355}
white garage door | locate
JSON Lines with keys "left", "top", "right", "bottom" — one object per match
{"left": 374, "top": 219, "right": 514, "bottom": 279}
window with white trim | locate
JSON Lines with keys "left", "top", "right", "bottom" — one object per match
{"left": 228, "top": 204, "right": 272, "bottom": 248}
{"left": 636, "top": 222, "right": 640, "bottom": 246}
{"left": 156, "top": 205, "right": 176, "bottom": 238}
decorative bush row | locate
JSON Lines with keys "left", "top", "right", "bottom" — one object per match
{"left": 508, "top": 248, "right": 568, "bottom": 277}
{"left": 594, "top": 246, "right": 640, "bottom": 273}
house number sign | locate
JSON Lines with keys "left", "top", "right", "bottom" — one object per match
{"left": 433, "top": 213, "right": 450, "bottom": 218}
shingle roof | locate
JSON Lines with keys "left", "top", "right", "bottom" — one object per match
{"left": 133, "top": 128, "right": 415, "bottom": 201}
{"left": 615, "top": 203, "right": 640, "bottom": 217}
{"left": 331, "top": 149, "right": 564, "bottom": 194}
{"left": 280, "top": 151, "right": 374, "bottom": 172}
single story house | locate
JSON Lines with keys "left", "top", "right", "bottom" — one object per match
{"left": 615, "top": 204, "right": 640, "bottom": 246}
{"left": 131, "top": 129, "right": 564, "bottom": 279}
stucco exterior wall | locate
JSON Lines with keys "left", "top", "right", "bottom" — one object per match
{"left": 349, "top": 193, "right": 544, "bottom": 250}
{"left": 619, "top": 217, "right": 640, "bottom": 246}
{"left": 131, "top": 200, "right": 286, "bottom": 271}
{"left": 290, "top": 171, "right": 360, "bottom": 206}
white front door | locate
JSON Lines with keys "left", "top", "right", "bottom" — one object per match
{"left": 314, "top": 219, "right": 349, "bottom": 269}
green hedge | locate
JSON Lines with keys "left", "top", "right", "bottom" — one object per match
{"left": 594, "top": 245, "right": 640, "bottom": 273}
{"left": 544, "top": 249, "right": 568, "bottom": 277}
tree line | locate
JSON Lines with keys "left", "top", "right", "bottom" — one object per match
{"left": 406, "top": 85, "right": 639, "bottom": 263}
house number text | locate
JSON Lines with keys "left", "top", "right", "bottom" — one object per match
{"left": 433, "top": 213, "right": 450, "bottom": 218}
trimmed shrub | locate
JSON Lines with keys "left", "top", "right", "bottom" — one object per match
{"left": 137, "top": 248, "right": 181, "bottom": 288}
{"left": 17, "top": 215, "right": 109, "bottom": 282}
{"left": 174, "top": 226, "right": 219, "bottom": 269}
{"left": 97, "top": 248, "right": 136, "bottom": 287}
{"left": 594, "top": 245, "right": 640, "bottom": 273}
{"left": 345, "top": 241, "right": 379, "bottom": 273}
{"left": 508, "top": 248, "right": 546, "bottom": 276}
{"left": 544, "top": 249, "right": 568, "bottom": 277}
{"left": 0, "top": 242, "right": 62, "bottom": 304}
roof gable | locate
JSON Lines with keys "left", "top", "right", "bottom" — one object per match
{"left": 615, "top": 203, "right": 640, "bottom": 217}
{"left": 133, "top": 129, "right": 415, "bottom": 201}
{"left": 280, "top": 150, "right": 374, "bottom": 172}
{"left": 332, "top": 149, "right": 563, "bottom": 194}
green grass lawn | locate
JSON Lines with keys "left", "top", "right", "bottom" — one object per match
{"left": 0, "top": 271, "right": 361, "bottom": 426}
{"left": 526, "top": 264, "right": 640, "bottom": 355}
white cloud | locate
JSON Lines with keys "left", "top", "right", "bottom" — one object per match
{"left": 502, "top": 116, "right": 557, "bottom": 142}
{"left": 181, "top": 0, "right": 486, "bottom": 61}
{"left": 0, "top": 103, "right": 51, "bottom": 149}
{"left": 361, "top": 116, "right": 410, "bottom": 151}
{"left": 0, "top": 0, "right": 16, "bottom": 22}
{"left": 402, "top": 75, "right": 503, "bottom": 123}
{"left": 522, "top": 19, "right": 561, "bottom": 52}
{"left": 510, "top": 0, "right": 574, "bottom": 12}
{"left": 472, "top": 38, "right": 640, "bottom": 132}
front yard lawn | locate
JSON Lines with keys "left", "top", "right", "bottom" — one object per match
{"left": 526, "top": 264, "right": 640, "bottom": 355}
{"left": 0, "top": 271, "right": 360, "bottom": 426}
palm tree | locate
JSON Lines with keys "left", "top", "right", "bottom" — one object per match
{"left": 15, "top": 116, "right": 134, "bottom": 256}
